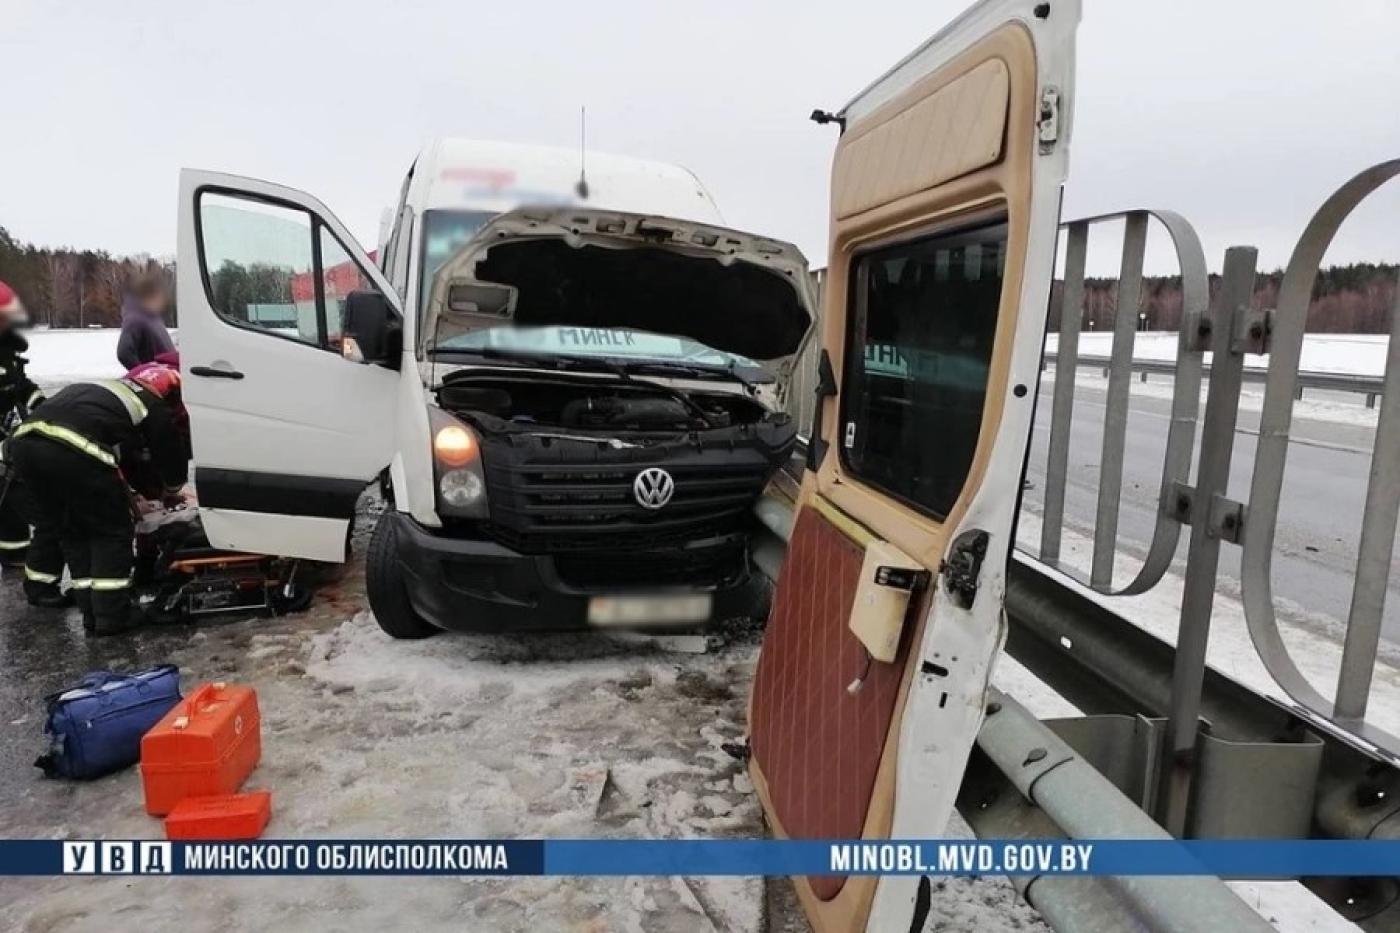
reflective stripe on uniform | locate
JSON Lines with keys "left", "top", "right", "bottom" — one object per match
{"left": 69, "top": 579, "right": 93, "bottom": 590}
{"left": 12, "top": 421, "right": 118, "bottom": 466}
{"left": 89, "top": 578, "right": 130, "bottom": 591}
{"left": 95, "top": 380, "right": 148, "bottom": 424}
{"left": 24, "top": 567, "right": 59, "bottom": 584}
{"left": 26, "top": 389, "right": 44, "bottom": 408}
{"left": 0, "top": 538, "right": 29, "bottom": 550}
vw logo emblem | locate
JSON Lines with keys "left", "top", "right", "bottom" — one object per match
{"left": 633, "top": 467, "right": 675, "bottom": 510}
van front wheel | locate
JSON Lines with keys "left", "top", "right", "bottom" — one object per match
{"left": 366, "top": 513, "right": 439, "bottom": 640}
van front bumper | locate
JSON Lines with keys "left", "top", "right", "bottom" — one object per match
{"left": 389, "top": 512, "right": 759, "bottom": 633}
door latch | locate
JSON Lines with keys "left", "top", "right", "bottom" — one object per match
{"left": 940, "top": 530, "right": 989, "bottom": 610}
{"left": 1037, "top": 86, "right": 1061, "bottom": 154}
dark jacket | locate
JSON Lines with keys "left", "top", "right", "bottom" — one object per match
{"left": 21, "top": 381, "right": 187, "bottom": 494}
{"left": 0, "top": 330, "right": 43, "bottom": 437}
{"left": 116, "top": 295, "right": 176, "bottom": 369}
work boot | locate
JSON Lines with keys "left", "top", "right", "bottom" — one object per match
{"left": 24, "top": 581, "right": 75, "bottom": 610}
{"left": 88, "top": 603, "right": 147, "bottom": 638}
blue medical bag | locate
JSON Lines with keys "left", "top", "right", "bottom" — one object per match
{"left": 36, "top": 665, "right": 183, "bottom": 780}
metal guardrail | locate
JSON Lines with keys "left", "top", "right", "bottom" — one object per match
{"left": 1038, "top": 210, "right": 1207, "bottom": 596}
{"left": 1028, "top": 164, "right": 1400, "bottom": 770}
{"left": 1016, "top": 162, "right": 1400, "bottom": 926}
{"left": 1003, "top": 556, "right": 1399, "bottom": 929}
{"left": 1044, "top": 352, "right": 1389, "bottom": 407}
{"left": 1241, "top": 160, "right": 1400, "bottom": 750}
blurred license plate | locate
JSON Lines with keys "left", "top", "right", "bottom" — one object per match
{"left": 587, "top": 594, "right": 712, "bottom": 627}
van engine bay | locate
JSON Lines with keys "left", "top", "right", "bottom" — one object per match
{"left": 433, "top": 371, "right": 798, "bottom": 557}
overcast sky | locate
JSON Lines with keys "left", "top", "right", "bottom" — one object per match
{"left": 3, "top": 0, "right": 1399, "bottom": 276}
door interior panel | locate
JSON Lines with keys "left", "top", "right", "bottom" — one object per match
{"left": 831, "top": 57, "right": 1009, "bottom": 221}
{"left": 749, "top": 499, "right": 927, "bottom": 925}
{"left": 751, "top": 504, "right": 897, "bottom": 900}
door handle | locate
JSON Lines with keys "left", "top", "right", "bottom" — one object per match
{"left": 190, "top": 366, "right": 245, "bottom": 380}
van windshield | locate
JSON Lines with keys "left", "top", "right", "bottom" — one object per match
{"left": 420, "top": 209, "right": 496, "bottom": 288}
{"left": 420, "top": 208, "right": 770, "bottom": 378}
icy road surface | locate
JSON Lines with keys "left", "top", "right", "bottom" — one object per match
{"left": 0, "top": 511, "right": 1042, "bottom": 933}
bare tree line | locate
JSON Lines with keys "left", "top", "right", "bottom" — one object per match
{"left": 1048, "top": 264, "right": 1398, "bottom": 334}
{"left": 0, "top": 226, "right": 176, "bottom": 328}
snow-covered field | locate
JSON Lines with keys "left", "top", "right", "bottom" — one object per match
{"left": 24, "top": 327, "right": 132, "bottom": 385}
{"left": 3, "top": 327, "right": 1379, "bottom": 932}
{"left": 1047, "top": 331, "right": 1392, "bottom": 376}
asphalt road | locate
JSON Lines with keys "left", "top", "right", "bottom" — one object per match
{"left": 1021, "top": 376, "right": 1399, "bottom": 645}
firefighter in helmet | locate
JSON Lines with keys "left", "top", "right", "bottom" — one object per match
{"left": 6, "top": 363, "right": 188, "bottom": 635}
{"left": 0, "top": 280, "right": 68, "bottom": 608}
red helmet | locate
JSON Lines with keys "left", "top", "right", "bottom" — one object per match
{"left": 126, "top": 363, "right": 182, "bottom": 400}
{"left": 0, "top": 280, "right": 25, "bottom": 321}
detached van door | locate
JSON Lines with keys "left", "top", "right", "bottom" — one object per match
{"left": 748, "top": 2, "right": 1078, "bottom": 931}
{"left": 176, "top": 171, "right": 401, "bottom": 562}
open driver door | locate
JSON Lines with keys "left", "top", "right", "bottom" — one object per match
{"left": 747, "top": 2, "right": 1079, "bottom": 930}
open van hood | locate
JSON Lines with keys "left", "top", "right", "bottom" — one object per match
{"left": 423, "top": 208, "right": 815, "bottom": 375}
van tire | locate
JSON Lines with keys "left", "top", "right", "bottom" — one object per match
{"left": 367, "top": 513, "right": 439, "bottom": 640}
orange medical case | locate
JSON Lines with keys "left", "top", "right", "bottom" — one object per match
{"left": 164, "top": 791, "right": 272, "bottom": 840}
{"left": 140, "top": 682, "right": 261, "bottom": 816}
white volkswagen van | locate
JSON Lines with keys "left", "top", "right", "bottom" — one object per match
{"left": 176, "top": 139, "right": 815, "bottom": 637}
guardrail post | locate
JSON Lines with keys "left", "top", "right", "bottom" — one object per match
{"left": 1333, "top": 284, "right": 1400, "bottom": 722}
{"left": 1158, "top": 245, "right": 1257, "bottom": 834}
{"left": 1040, "top": 223, "right": 1088, "bottom": 564}
{"left": 1091, "top": 212, "right": 1148, "bottom": 588}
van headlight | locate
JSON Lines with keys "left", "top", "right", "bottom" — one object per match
{"left": 428, "top": 407, "right": 489, "bottom": 518}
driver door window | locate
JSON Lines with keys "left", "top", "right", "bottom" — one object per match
{"left": 199, "top": 191, "right": 372, "bottom": 351}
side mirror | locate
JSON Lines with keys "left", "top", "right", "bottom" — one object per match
{"left": 341, "top": 290, "right": 402, "bottom": 369}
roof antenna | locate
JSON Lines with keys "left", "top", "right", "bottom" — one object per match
{"left": 575, "top": 106, "right": 590, "bottom": 200}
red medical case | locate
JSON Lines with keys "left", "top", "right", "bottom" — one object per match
{"left": 163, "top": 790, "right": 272, "bottom": 840}
{"left": 140, "top": 682, "right": 261, "bottom": 816}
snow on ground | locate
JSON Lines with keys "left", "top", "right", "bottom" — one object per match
{"left": 1041, "top": 366, "right": 1383, "bottom": 431}
{"left": 1047, "top": 331, "right": 1392, "bottom": 377}
{"left": 23, "top": 327, "right": 130, "bottom": 385}
{"left": 0, "top": 546, "right": 779, "bottom": 932}
{"left": 0, "top": 530, "right": 1039, "bottom": 933}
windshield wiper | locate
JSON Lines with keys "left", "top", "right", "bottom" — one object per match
{"left": 619, "top": 359, "right": 766, "bottom": 393}
{"left": 469, "top": 346, "right": 597, "bottom": 372}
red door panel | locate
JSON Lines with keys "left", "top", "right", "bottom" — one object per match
{"left": 749, "top": 503, "right": 913, "bottom": 900}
